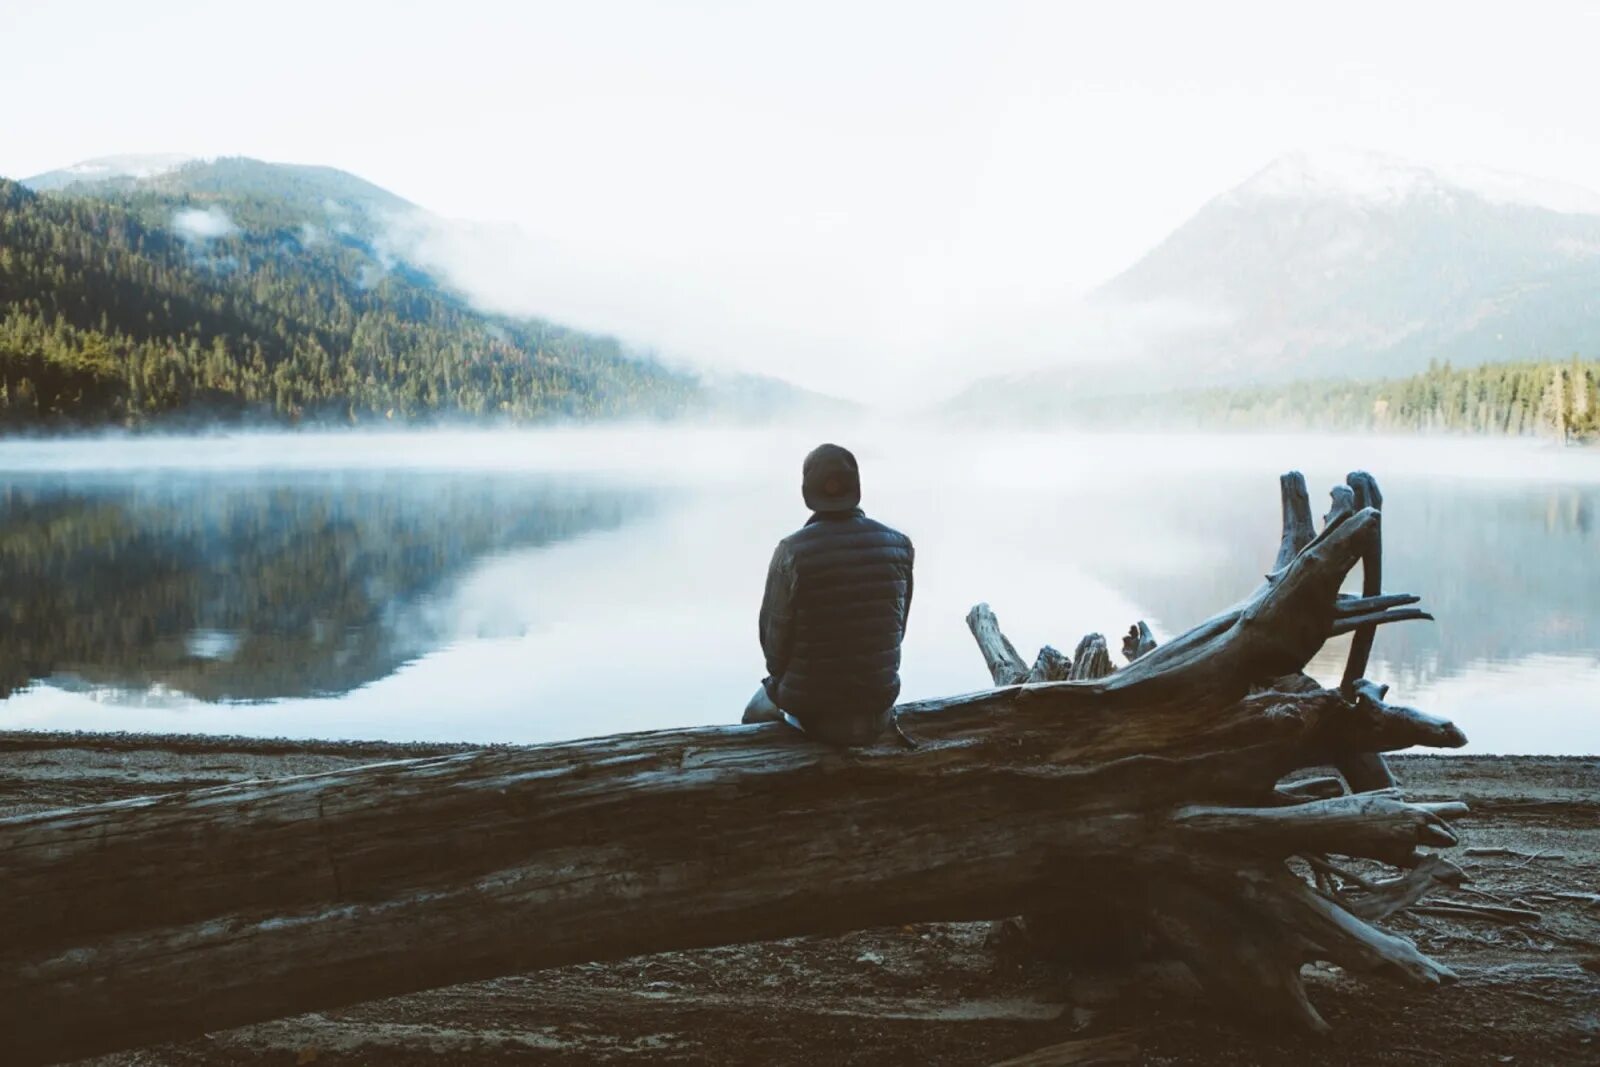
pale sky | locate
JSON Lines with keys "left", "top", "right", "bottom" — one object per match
{"left": 5, "top": 1, "right": 1600, "bottom": 402}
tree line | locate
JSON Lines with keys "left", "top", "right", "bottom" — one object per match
{"left": 1040, "top": 358, "right": 1600, "bottom": 442}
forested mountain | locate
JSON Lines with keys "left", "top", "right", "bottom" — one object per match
{"left": 0, "top": 158, "right": 704, "bottom": 428}
{"left": 949, "top": 357, "right": 1600, "bottom": 442}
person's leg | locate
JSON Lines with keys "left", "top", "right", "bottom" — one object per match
{"left": 794, "top": 708, "right": 891, "bottom": 746}
{"left": 741, "top": 682, "right": 783, "bottom": 724}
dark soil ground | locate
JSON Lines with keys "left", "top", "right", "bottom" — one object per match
{"left": 3, "top": 732, "right": 1597, "bottom": 1066}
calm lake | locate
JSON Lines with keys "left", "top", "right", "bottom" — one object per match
{"left": 1, "top": 426, "right": 1595, "bottom": 754}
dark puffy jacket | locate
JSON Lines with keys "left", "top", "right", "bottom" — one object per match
{"left": 759, "top": 509, "right": 914, "bottom": 743}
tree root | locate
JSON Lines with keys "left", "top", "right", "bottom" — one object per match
{"left": 964, "top": 468, "right": 1468, "bottom": 1032}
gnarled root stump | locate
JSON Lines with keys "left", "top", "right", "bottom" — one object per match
{"left": 0, "top": 471, "right": 1465, "bottom": 1064}
{"left": 968, "top": 470, "right": 1460, "bottom": 1029}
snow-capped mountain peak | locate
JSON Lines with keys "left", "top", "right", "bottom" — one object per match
{"left": 23, "top": 154, "right": 197, "bottom": 191}
{"left": 1233, "top": 148, "right": 1600, "bottom": 217}
{"left": 65, "top": 153, "right": 194, "bottom": 178}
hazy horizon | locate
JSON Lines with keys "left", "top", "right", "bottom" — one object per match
{"left": 7, "top": 1, "right": 1600, "bottom": 405}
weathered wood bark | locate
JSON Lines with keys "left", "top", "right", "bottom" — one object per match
{"left": 1269, "top": 471, "right": 1397, "bottom": 793}
{"left": 1068, "top": 633, "right": 1115, "bottom": 680}
{"left": 1027, "top": 645, "right": 1071, "bottom": 683}
{"left": 1273, "top": 471, "right": 1316, "bottom": 571}
{"left": 1, "top": 472, "right": 1465, "bottom": 1064}
{"left": 967, "top": 602, "right": 1030, "bottom": 685}
{"left": 1121, "top": 621, "right": 1156, "bottom": 663}
{"left": 1337, "top": 471, "right": 1398, "bottom": 792}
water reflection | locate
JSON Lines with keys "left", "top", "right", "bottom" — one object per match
{"left": 1085, "top": 475, "right": 1600, "bottom": 688}
{"left": 0, "top": 429, "right": 1595, "bottom": 753}
{"left": 0, "top": 471, "right": 658, "bottom": 701}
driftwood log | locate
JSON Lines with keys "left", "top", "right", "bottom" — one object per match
{"left": 967, "top": 470, "right": 1453, "bottom": 967}
{"left": 0, "top": 470, "right": 1466, "bottom": 1064}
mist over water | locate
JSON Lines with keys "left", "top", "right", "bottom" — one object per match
{"left": 1, "top": 426, "right": 1595, "bottom": 754}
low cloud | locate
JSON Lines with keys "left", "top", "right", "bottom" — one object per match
{"left": 376, "top": 209, "right": 1233, "bottom": 409}
{"left": 172, "top": 206, "right": 238, "bottom": 241}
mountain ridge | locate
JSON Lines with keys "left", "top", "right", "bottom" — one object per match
{"left": 3, "top": 156, "right": 846, "bottom": 427}
{"left": 1221, "top": 148, "right": 1600, "bottom": 217}
{"left": 0, "top": 162, "right": 700, "bottom": 427}
{"left": 947, "top": 149, "right": 1600, "bottom": 419}
{"left": 23, "top": 153, "right": 197, "bottom": 191}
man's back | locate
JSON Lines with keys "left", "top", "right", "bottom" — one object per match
{"left": 753, "top": 443, "right": 914, "bottom": 746}
{"left": 775, "top": 509, "right": 912, "bottom": 731}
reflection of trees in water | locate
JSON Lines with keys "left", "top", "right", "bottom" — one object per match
{"left": 3, "top": 464, "right": 1590, "bottom": 708}
{"left": 0, "top": 473, "right": 657, "bottom": 701}
{"left": 1089, "top": 475, "right": 1599, "bottom": 685}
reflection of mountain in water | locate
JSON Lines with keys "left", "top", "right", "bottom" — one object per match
{"left": 0, "top": 473, "right": 658, "bottom": 701}
{"left": 1090, "top": 474, "right": 1599, "bottom": 686}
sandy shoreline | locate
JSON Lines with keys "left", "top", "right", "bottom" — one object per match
{"left": 3, "top": 733, "right": 1597, "bottom": 1065}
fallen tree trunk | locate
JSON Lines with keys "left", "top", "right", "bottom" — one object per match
{"left": 0, "top": 471, "right": 1466, "bottom": 1064}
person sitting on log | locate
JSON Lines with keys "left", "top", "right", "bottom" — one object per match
{"left": 742, "top": 443, "right": 914, "bottom": 746}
